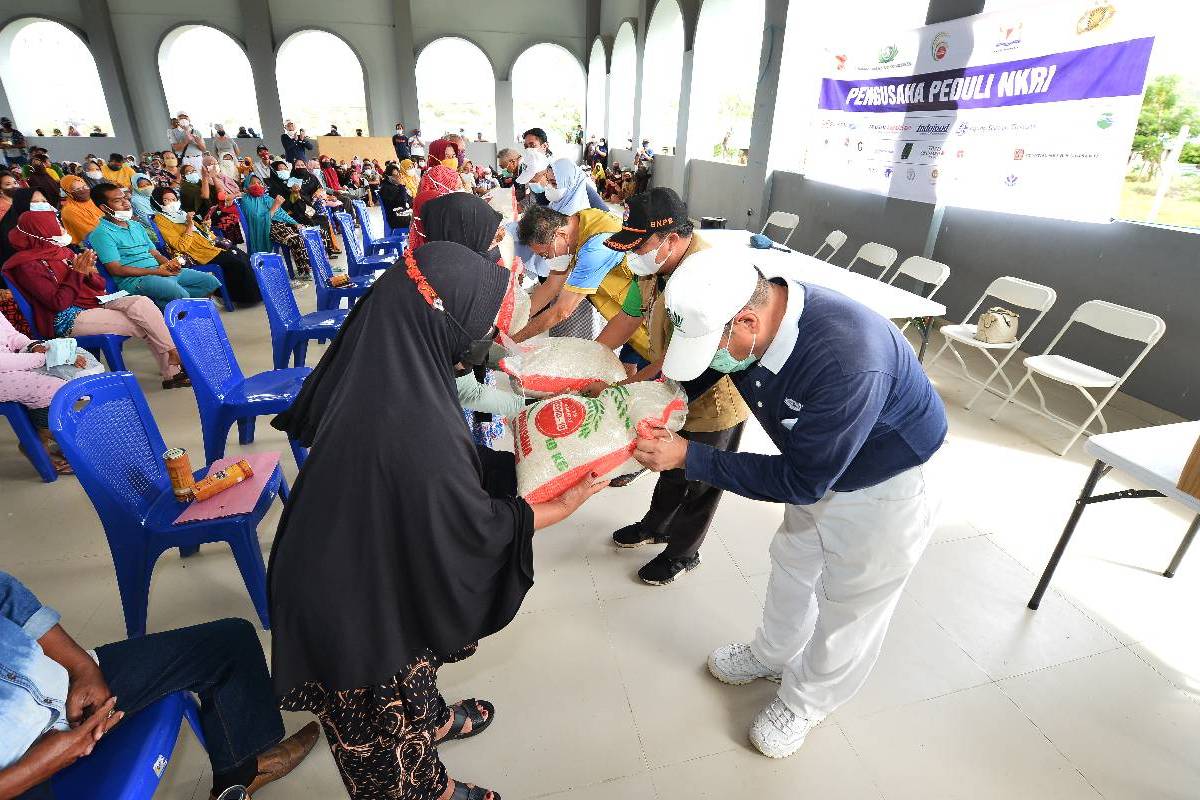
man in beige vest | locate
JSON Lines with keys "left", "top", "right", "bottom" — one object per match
{"left": 591, "top": 188, "right": 749, "bottom": 585}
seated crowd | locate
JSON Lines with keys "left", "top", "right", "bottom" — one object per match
{"left": 0, "top": 120, "right": 665, "bottom": 800}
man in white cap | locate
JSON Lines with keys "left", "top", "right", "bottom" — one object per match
{"left": 633, "top": 249, "right": 947, "bottom": 759}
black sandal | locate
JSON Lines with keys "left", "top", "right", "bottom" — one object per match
{"left": 438, "top": 699, "right": 494, "bottom": 743}
{"left": 450, "top": 781, "right": 500, "bottom": 800}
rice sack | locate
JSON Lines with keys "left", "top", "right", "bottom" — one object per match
{"left": 514, "top": 381, "right": 688, "bottom": 503}
{"left": 499, "top": 337, "right": 628, "bottom": 399}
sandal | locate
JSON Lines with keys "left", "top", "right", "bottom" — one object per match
{"left": 162, "top": 371, "right": 192, "bottom": 390}
{"left": 20, "top": 444, "right": 74, "bottom": 475}
{"left": 437, "top": 699, "right": 494, "bottom": 743}
{"left": 449, "top": 780, "right": 500, "bottom": 800}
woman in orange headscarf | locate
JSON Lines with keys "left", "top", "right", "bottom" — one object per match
{"left": 425, "top": 138, "right": 458, "bottom": 171}
{"left": 58, "top": 174, "right": 104, "bottom": 243}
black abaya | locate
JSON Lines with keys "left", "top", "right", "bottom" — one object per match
{"left": 268, "top": 241, "right": 533, "bottom": 695}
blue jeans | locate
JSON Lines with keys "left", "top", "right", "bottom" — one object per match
{"left": 18, "top": 619, "right": 284, "bottom": 799}
{"left": 619, "top": 344, "right": 651, "bottom": 371}
{"left": 123, "top": 268, "right": 222, "bottom": 309}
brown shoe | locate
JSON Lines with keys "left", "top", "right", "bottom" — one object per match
{"left": 209, "top": 722, "right": 320, "bottom": 799}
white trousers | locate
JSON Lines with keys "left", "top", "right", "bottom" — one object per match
{"left": 750, "top": 463, "right": 938, "bottom": 720}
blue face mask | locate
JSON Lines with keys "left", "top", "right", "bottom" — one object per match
{"left": 528, "top": 182, "right": 545, "bottom": 194}
{"left": 275, "top": 169, "right": 291, "bottom": 180}
{"left": 498, "top": 167, "right": 513, "bottom": 178}
{"left": 28, "top": 201, "right": 55, "bottom": 213}
{"left": 709, "top": 321, "right": 758, "bottom": 374}
{"left": 183, "top": 172, "right": 200, "bottom": 184}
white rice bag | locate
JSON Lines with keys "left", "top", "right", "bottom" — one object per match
{"left": 513, "top": 381, "right": 688, "bottom": 503}
{"left": 498, "top": 337, "right": 628, "bottom": 399}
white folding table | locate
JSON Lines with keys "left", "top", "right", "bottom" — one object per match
{"left": 700, "top": 229, "right": 947, "bottom": 359}
{"left": 1028, "top": 421, "right": 1200, "bottom": 609}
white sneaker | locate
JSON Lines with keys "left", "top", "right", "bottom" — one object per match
{"left": 749, "top": 697, "right": 814, "bottom": 759}
{"left": 707, "top": 643, "right": 781, "bottom": 685}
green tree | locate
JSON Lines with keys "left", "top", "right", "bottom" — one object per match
{"left": 1180, "top": 141, "right": 1200, "bottom": 165}
{"left": 1131, "top": 75, "right": 1199, "bottom": 179}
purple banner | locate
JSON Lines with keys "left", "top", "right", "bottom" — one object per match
{"left": 819, "top": 37, "right": 1154, "bottom": 113}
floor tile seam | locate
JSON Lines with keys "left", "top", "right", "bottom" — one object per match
{"left": 830, "top": 719, "right": 889, "bottom": 800}
{"left": 1120, "top": 641, "right": 1200, "bottom": 709}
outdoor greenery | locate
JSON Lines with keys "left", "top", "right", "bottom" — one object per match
{"left": 1122, "top": 74, "right": 1200, "bottom": 226}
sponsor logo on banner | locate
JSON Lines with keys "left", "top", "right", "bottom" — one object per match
{"left": 956, "top": 121, "right": 970, "bottom": 135}
{"left": 906, "top": 167, "right": 917, "bottom": 181}
{"left": 1097, "top": 112, "right": 1114, "bottom": 129}
{"left": 1014, "top": 148, "right": 1025, "bottom": 160}
{"left": 996, "top": 22, "right": 1024, "bottom": 52}
{"left": 883, "top": 167, "right": 894, "bottom": 178}
{"left": 930, "top": 167, "right": 940, "bottom": 184}
{"left": 931, "top": 32, "right": 950, "bottom": 61}
{"left": 956, "top": 149, "right": 966, "bottom": 159}
{"left": 923, "top": 144, "right": 945, "bottom": 159}
{"left": 535, "top": 397, "right": 586, "bottom": 439}
{"left": 1077, "top": 2, "right": 1117, "bottom": 35}
{"left": 900, "top": 142, "right": 914, "bottom": 159}
{"left": 879, "top": 45, "right": 899, "bottom": 64}
{"left": 1005, "top": 174, "right": 1019, "bottom": 187}
{"left": 834, "top": 53, "right": 847, "bottom": 71}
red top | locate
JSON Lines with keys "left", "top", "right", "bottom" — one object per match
{"left": 3, "top": 256, "right": 106, "bottom": 338}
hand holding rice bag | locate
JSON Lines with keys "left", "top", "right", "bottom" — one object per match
{"left": 514, "top": 381, "right": 688, "bottom": 503}
{"left": 498, "top": 337, "right": 628, "bottom": 399}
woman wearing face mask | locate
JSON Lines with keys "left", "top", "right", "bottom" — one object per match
{"left": 378, "top": 164, "right": 413, "bottom": 234}
{"left": 129, "top": 173, "right": 158, "bottom": 230}
{"left": 426, "top": 139, "right": 458, "bottom": 172}
{"left": 398, "top": 158, "right": 419, "bottom": 198}
{"left": 3, "top": 209, "right": 191, "bottom": 390}
{"left": 0, "top": 189, "right": 49, "bottom": 266}
{"left": 406, "top": 165, "right": 462, "bottom": 252}
{"left": 218, "top": 152, "right": 242, "bottom": 183}
{"left": 531, "top": 158, "right": 607, "bottom": 215}
{"left": 267, "top": 234, "right": 607, "bottom": 800}
{"left": 0, "top": 309, "right": 75, "bottom": 474}
{"left": 24, "top": 156, "right": 60, "bottom": 209}
{"left": 238, "top": 174, "right": 313, "bottom": 282}
{"left": 457, "top": 159, "right": 476, "bottom": 193}
{"left": 151, "top": 186, "right": 261, "bottom": 306}
{"left": 57, "top": 175, "right": 105, "bottom": 244}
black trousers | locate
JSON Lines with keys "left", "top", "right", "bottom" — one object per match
{"left": 641, "top": 422, "right": 745, "bottom": 559}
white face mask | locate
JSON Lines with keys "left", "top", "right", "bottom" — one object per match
{"left": 544, "top": 185, "right": 564, "bottom": 203}
{"left": 626, "top": 238, "right": 671, "bottom": 277}
{"left": 51, "top": 232, "right": 73, "bottom": 246}
{"left": 111, "top": 209, "right": 133, "bottom": 221}
{"left": 85, "top": 169, "right": 102, "bottom": 179}
{"left": 163, "top": 201, "right": 182, "bottom": 213}
{"left": 28, "top": 201, "right": 55, "bottom": 213}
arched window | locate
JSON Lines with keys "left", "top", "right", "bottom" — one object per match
{"left": 586, "top": 39, "right": 607, "bottom": 141}
{"left": 511, "top": 43, "right": 586, "bottom": 146}
{"left": 608, "top": 22, "right": 637, "bottom": 151}
{"left": 276, "top": 30, "right": 368, "bottom": 135}
{"left": 159, "top": 25, "right": 260, "bottom": 137}
{"left": 0, "top": 18, "right": 113, "bottom": 135}
{"left": 689, "top": 0, "right": 765, "bottom": 164}
{"left": 640, "top": 0, "right": 684, "bottom": 152}
{"left": 415, "top": 37, "right": 496, "bottom": 141}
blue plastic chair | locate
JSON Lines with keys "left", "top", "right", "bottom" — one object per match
{"left": 4, "top": 278, "right": 129, "bottom": 371}
{"left": 332, "top": 211, "right": 394, "bottom": 278}
{"left": 353, "top": 198, "right": 407, "bottom": 253}
{"left": 51, "top": 692, "right": 205, "bottom": 800}
{"left": 250, "top": 253, "right": 347, "bottom": 369}
{"left": 301, "top": 227, "right": 376, "bottom": 312}
{"left": 49, "top": 372, "right": 287, "bottom": 635}
{"left": 163, "top": 298, "right": 310, "bottom": 466}
{"left": 149, "top": 218, "right": 234, "bottom": 312}
{"left": 1, "top": 401, "right": 57, "bottom": 482}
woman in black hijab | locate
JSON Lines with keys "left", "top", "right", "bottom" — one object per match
{"left": 419, "top": 191, "right": 502, "bottom": 259}
{"left": 0, "top": 188, "right": 39, "bottom": 267}
{"left": 268, "top": 241, "right": 606, "bottom": 800}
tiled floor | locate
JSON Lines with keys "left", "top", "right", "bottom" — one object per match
{"left": 3, "top": 241, "right": 1199, "bottom": 799}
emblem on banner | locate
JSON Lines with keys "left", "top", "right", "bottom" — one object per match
{"left": 931, "top": 32, "right": 950, "bottom": 61}
{"left": 995, "top": 21, "right": 1024, "bottom": 52}
{"left": 1014, "top": 148, "right": 1025, "bottom": 160}
{"left": 1005, "top": 175, "right": 1019, "bottom": 187}
{"left": 1077, "top": 3, "right": 1116, "bottom": 34}
{"left": 1097, "top": 112, "right": 1114, "bottom": 129}
{"left": 834, "top": 53, "right": 847, "bottom": 71}
{"left": 878, "top": 45, "right": 899, "bottom": 64}
{"left": 906, "top": 168, "right": 917, "bottom": 181}
{"left": 884, "top": 167, "right": 894, "bottom": 178}
{"left": 930, "top": 168, "right": 940, "bottom": 185}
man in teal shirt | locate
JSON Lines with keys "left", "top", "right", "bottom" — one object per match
{"left": 86, "top": 182, "right": 221, "bottom": 308}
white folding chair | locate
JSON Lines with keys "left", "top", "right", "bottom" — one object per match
{"left": 990, "top": 300, "right": 1166, "bottom": 456}
{"left": 812, "top": 229, "right": 847, "bottom": 262}
{"left": 846, "top": 241, "right": 898, "bottom": 279}
{"left": 888, "top": 256, "right": 951, "bottom": 335}
{"left": 927, "top": 276, "right": 1056, "bottom": 410}
{"left": 759, "top": 211, "right": 800, "bottom": 247}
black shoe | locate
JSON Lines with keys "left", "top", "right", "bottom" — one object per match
{"left": 613, "top": 522, "right": 668, "bottom": 548}
{"left": 638, "top": 552, "right": 701, "bottom": 585}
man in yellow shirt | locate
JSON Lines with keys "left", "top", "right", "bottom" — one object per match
{"left": 510, "top": 205, "right": 650, "bottom": 362}
{"left": 99, "top": 152, "right": 135, "bottom": 189}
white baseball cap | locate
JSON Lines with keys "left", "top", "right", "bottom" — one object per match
{"left": 661, "top": 248, "right": 760, "bottom": 381}
{"left": 515, "top": 148, "right": 550, "bottom": 184}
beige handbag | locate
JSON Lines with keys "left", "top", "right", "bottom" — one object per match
{"left": 975, "top": 307, "right": 1019, "bottom": 344}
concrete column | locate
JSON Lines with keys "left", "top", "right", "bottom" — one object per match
{"left": 631, "top": 2, "right": 650, "bottom": 147}
{"left": 242, "top": 0, "right": 284, "bottom": 147}
{"left": 745, "top": 0, "right": 788, "bottom": 231}
{"left": 79, "top": 0, "right": 145, "bottom": 153}
{"left": 495, "top": 80, "right": 515, "bottom": 148}
{"left": 391, "top": 0, "right": 421, "bottom": 131}
{"left": 672, "top": 49, "right": 693, "bottom": 198}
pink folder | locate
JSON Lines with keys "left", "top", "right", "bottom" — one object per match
{"left": 173, "top": 452, "right": 281, "bottom": 525}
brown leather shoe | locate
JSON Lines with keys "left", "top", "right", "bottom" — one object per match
{"left": 209, "top": 722, "right": 320, "bottom": 799}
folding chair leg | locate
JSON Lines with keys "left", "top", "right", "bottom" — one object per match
{"left": 990, "top": 371, "right": 1032, "bottom": 422}
{"left": 964, "top": 350, "right": 1017, "bottom": 411}
{"left": 925, "top": 339, "right": 951, "bottom": 370}
{"left": 1164, "top": 515, "right": 1200, "bottom": 578}
{"left": 229, "top": 526, "right": 270, "bottom": 629}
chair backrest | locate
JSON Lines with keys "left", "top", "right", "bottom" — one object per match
{"left": 146, "top": 218, "right": 169, "bottom": 251}
{"left": 94, "top": 260, "right": 118, "bottom": 293}
{"left": 813, "top": 229, "right": 847, "bottom": 260}
{"left": 847, "top": 241, "right": 898, "bottom": 276}
{"left": 986, "top": 276, "right": 1057, "bottom": 313}
{"left": 1070, "top": 299, "right": 1166, "bottom": 344}
{"left": 300, "top": 226, "right": 334, "bottom": 284}
{"left": 3, "top": 279, "right": 46, "bottom": 337}
{"left": 761, "top": 211, "right": 799, "bottom": 244}
{"left": 351, "top": 198, "right": 381, "bottom": 245}
{"left": 333, "top": 211, "right": 365, "bottom": 265}
{"left": 250, "top": 253, "right": 302, "bottom": 333}
{"left": 49, "top": 371, "right": 170, "bottom": 525}
{"left": 890, "top": 256, "right": 950, "bottom": 297}
{"left": 163, "top": 298, "right": 245, "bottom": 401}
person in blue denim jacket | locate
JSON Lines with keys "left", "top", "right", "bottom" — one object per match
{"left": 0, "top": 572, "right": 319, "bottom": 800}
